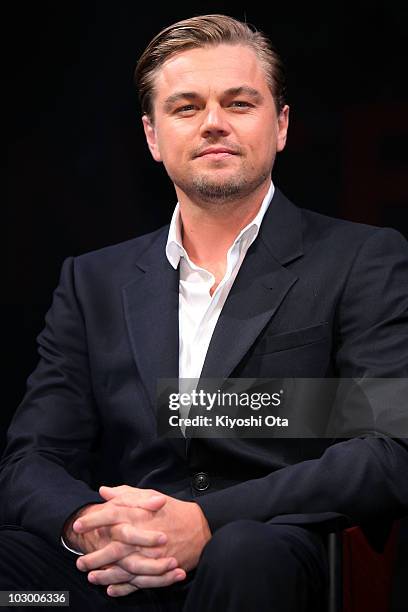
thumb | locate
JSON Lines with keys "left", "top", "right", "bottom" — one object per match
{"left": 99, "top": 486, "right": 167, "bottom": 511}
{"left": 138, "top": 494, "right": 167, "bottom": 511}
{"left": 99, "top": 485, "right": 121, "bottom": 500}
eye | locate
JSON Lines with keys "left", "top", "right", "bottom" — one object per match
{"left": 230, "top": 101, "right": 253, "bottom": 109}
{"left": 175, "top": 104, "right": 197, "bottom": 114}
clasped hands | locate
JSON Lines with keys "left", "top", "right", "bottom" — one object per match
{"left": 64, "top": 485, "right": 211, "bottom": 597}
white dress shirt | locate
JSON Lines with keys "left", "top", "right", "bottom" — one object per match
{"left": 166, "top": 182, "right": 274, "bottom": 421}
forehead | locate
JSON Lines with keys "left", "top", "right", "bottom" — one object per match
{"left": 152, "top": 44, "right": 271, "bottom": 100}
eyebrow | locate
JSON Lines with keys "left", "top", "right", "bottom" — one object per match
{"left": 224, "top": 86, "right": 264, "bottom": 102}
{"left": 163, "top": 86, "right": 264, "bottom": 112}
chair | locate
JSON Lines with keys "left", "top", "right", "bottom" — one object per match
{"left": 327, "top": 522, "right": 400, "bottom": 612}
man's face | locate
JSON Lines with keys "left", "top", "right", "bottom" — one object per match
{"left": 142, "top": 44, "right": 289, "bottom": 205}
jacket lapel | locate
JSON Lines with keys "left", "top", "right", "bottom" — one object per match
{"left": 200, "top": 189, "right": 304, "bottom": 379}
{"left": 122, "top": 229, "right": 179, "bottom": 411}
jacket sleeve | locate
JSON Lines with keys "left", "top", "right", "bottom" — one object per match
{"left": 196, "top": 228, "right": 408, "bottom": 542}
{"left": 0, "top": 257, "right": 103, "bottom": 549}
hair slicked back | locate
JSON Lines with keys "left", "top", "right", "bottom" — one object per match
{"left": 134, "top": 14, "right": 287, "bottom": 119}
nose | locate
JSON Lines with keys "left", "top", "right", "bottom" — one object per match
{"left": 200, "top": 105, "right": 231, "bottom": 139}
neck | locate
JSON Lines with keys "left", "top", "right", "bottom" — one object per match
{"left": 177, "top": 180, "right": 271, "bottom": 268}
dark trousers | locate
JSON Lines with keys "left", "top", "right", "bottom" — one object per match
{"left": 0, "top": 521, "right": 328, "bottom": 611}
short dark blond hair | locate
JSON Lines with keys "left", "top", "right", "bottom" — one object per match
{"left": 134, "top": 14, "right": 287, "bottom": 119}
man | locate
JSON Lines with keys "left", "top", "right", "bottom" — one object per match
{"left": 1, "top": 14, "right": 407, "bottom": 612}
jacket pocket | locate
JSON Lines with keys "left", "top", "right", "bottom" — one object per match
{"left": 254, "top": 322, "right": 330, "bottom": 355}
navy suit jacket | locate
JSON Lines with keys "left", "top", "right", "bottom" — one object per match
{"left": 1, "top": 188, "right": 408, "bottom": 552}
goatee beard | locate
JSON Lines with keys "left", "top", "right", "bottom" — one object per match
{"left": 187, "top": 173, "right": 270, "bottom": 205}
{"left": 193, "top": 178, "right": 246, "bottom": 202}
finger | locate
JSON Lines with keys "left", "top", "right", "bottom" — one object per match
{"left": 130, "top": 568, "right": 186, "bottom": 589}
{"left": 136, "top": 495, "right": 167, "bottom": 512}
{"left": 100, "top": 487, "right": 167, "bottom": 511}
{"left": 73, "top": 506, "right": 123, "bottom": 533}
{"left": 88, "top": 556, "right": 178, "bottom": 585}
{"left": 99, "top": 484, "right": 146, "bottom": 496}
{"left": 106, "top": 568, "right": 186, "bottom": 596}
{"left": 99, "top": 485, "right": 131, "bottom": 495}
{"left": 77, "top": 537, "right": 170, "bottom": 573}
{"left": 108, "top": 493, "right": 166, "bottom": 511}
{"left": 119, "top": 554, "right": 178, "bottom": 577}
{"left": 99, "top": 486, "right": 134, "bottom": 502}
{"left": 73, "top": 503, "right": 151, "bottom": 533}
{"left": 110, "top": 523, "right": 167, "bottom": 547}
{"left": 106, "top": 583, "right": 139, "bottom": 597}
{"left": 87, "top": 564, "right": 134, "bottom": 586}
{"left": 130, "top": 545, "right": 165, "bottom": 559}
{"left": 77, "top": 539, "right": 137, "bottom": 571}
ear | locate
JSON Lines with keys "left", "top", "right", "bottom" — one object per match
{"left": 276, "top": 104, "right": 289, "bottom": 152}
{"left": 142, "top": 114, "right": 162, "bottom": 162}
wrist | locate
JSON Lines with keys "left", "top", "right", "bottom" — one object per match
{"left": 62, "top": 504, "right": 100, "bottom": 552}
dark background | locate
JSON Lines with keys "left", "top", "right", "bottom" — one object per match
{"left": 5, "top": 2, "right": 408, "bottom": 605}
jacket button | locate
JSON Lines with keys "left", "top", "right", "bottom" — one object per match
{"left": 192, "top": 472, "right": 210, "bottom": 492}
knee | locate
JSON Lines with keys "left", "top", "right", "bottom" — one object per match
{"left": 192, "top": 522, "right": 328, "bottom": 610}
{"left": 200, "top": 520, "right": 275, "bottom": 570}
{"left": 200, "top": 521, "right": 325, "bottom": 578}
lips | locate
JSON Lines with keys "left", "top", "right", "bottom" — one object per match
{"left": 196, "top": 147, "right": 237, "bottom": 157}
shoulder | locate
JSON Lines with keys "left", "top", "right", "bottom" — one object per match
{"left": 267, "top": 188, "right": 407, "bottom": 267}
{"left": 75, "top": 225, "right": 169, "bottom": 266}
{"left": 300, "top": 205, "right": 403, "bottom": 244}
{"left": 74, "top": 224, "right": 169, "bottom": 274}
{"left": 289, "top": 195, "right": 408, "bottom": 255}
{"left": 57, "top": 224, "right": 170, "bottom": 291}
